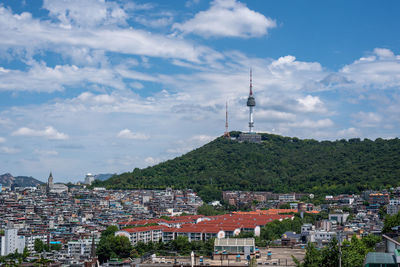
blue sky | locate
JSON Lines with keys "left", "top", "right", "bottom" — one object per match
{"left": 1, "top": 0, "right": 400, "bottom": 182}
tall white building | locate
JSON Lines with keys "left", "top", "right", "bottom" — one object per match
{"left": 84, "top": 173, "right": 95, "bottom": 185}
{"left": 0, "top": 228, "right": 25, "bottom": 256}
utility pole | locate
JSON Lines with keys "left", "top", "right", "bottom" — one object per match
{"left": 338, "top": 231, "right": 342, "bottom": 267}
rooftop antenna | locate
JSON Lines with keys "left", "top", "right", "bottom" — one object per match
{"left": 224, "top": 101, "right": 230, "bottom": 138}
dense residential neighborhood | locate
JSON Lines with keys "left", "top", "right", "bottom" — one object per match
{"left": 1, "top": 173, "right": 400, "bottom": 266}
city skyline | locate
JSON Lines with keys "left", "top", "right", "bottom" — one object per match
{"left": 1, "top": 0, "right": 400, "bottom": 181}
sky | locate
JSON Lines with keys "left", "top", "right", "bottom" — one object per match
{"left": 1, "top": 0, "right": 400, "bottom": 182}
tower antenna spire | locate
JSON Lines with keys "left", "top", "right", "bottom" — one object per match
{"left": 250, "top": 68, "right": 253, "bottom": 96}
{"left": 224, "top": 101, "right": 230, "bottom": 138}
{"left": 246, "top": 68, "right": 256, "bottom": 133}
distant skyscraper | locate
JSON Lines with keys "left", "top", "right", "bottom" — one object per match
{"left": 247, "top": 69, "right": 256, "bottom": 133}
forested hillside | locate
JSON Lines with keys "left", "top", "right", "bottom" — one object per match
{"left": 94, "top": 132, "right": 400, "bottom": 200}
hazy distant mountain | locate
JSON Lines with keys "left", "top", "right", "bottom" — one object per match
{"left": 0, "top": 173, "right": 44, "bottom": 187}
{"left": 94, "top": 173, "right": 114, "bottom": 181}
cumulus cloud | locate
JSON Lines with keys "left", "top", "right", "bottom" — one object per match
{"left": 297, "top": 95, "right": 325, "bottom": 113}
{"left": 117, "top": 129, "right": 150, "bottom": 140}
{"left": 12, "top": 126, "right": 69, "bottom": 140}
{"left": 339, "top": 48, "right": 400, "bottom": 89}
{"left": 173, "top": 0, "right": 276, "bottom": 38}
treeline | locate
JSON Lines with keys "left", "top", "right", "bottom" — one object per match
{"left": 296, "top": 235, "right": 381, "bottom": 267}
{"left": 95, "top": 132, "right": 400, "bottom": 201}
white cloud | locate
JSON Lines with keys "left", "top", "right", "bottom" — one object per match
{"left": 339, "top": 48, "right": 400, "bottom": 89}
{"left": 12, "top": 126, "right": 69, "bottom": 140}
{"left": 43, "top": 0, "right": 128, "bottom": 27}
{"left": 117, "top": 129, "right": 150, "bottom": 140}
{"left": 166, "top": 134, "right": 215, "bottom": 154}
{"left": 130, "top": 82, "right": 144, "bottom": 90}
{"left": 338, "top": 127, "right": 361, "bottom": 138}
{"left": 352, "top": 112, "right": 382, "bottom": 128}
{"left": 0, "top": 6, "right": 221, "bottom": 64}
{"left": 288, "top": 119, "right": 334, "bottom": 129}
{"left": 144, "top": 156, "right": 159, "bottom": 166}
{"left": 297, "top": 95, "right": 325, "bottom": 113}
{"left": 0, "top": 137, "right": 5, "bottom": 143}
{"left": 186, "top": 0, "right": 201, "bottom": 8}
{"left": 0, "top": 62, "right": 124, "bottom": 92}
{"left": 173, "top": 0, "right": 276, "bottom": 38}
{"left": 33, "top": 149, "right": 59, "bottom": 156}
{"left": 255, "top": 110, "right": 296, "bottom": 122}
{"left": 0, "top": 146, "right": 19, "bottom": 154}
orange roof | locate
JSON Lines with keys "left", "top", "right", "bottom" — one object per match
{"left": 119, "top": 213, "right": 294, "bottom": 235}
{"left": 234, "top": 209, "right": 298, "bottom": 215}
{"left": 119, "top": 218, "right": 167, "bottom": 225}
{"left": 122, "top": 225, "right": 169, "bottom": 233}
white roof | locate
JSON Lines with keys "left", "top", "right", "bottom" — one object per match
{"left": 214, "top": 238, "right": 255, "bottom": 247}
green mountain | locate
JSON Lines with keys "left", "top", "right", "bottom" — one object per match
{"left": 94, "top": 132, "right": 400, "bottom": 201}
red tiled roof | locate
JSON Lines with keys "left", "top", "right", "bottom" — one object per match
{"left": 121, "top": 225, "right": 169, "bottom": 233}
{"left": 119, "top": 213, "right": 294, "bottom": 235}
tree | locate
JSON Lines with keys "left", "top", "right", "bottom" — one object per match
{"left": 102, "top": 225, "right": 119, "bottom": 237}
{"left": 295, "top": 235, "right": 381, "bottom": 267}
{"left": 171, "top": 236, "right": 191, "bottom": 255}
{"left": 97, "top": 226, "right": 133, "bottom": 263}
{"left": 197, "top": 204, "right": 225, "bottom": 216}
{"left": 34, "top": 239, "right": 45, "bottom": 253}
{"left": 95, "top": 134, "right": 400, "bottom": 197}
{"left": 294, "top": 242, "right": 321, "bottom": 267}
{"left": 383, "top": 211, "right": 400, "bottom": 233}
{"left": 320, "top": 238, "right": 339, "bottom": 267}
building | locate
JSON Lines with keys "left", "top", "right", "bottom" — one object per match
{"left": 24, "top": 234, "right": 47, "bottom": 252}
{"left": 387, "top": 199, "right": 400, "bottom": 215}
{"left": 308, "top": 230, "right": 337, "bottom": 245}
{"left": 47, "top": 172, "right": 68, "bottom": 194}
{"left": 279, "top": 194, "right": 296, "bottom": 202}
{"left": 329, "top": 213, "right": 350, "bottom": 224}
{"left": 214, "top": 238, "right": 255, "bottom": 260}
{"left": 0, "top": 228, "right": 25, "bottom": 256}
{"left": 364, "top": 251, "right": 398, "bottom": 267}
{"left": 368, "top": 193, "right": 390, "bottom": 206}
{"left": 115, "top": 225, "right": 166, "bottom": 246}
{"left": 238, "top": 70, "right": 261, "bottom": 143}
{"left": 118, "top": 213, "right": 293, "bottom": 245}
{"left": 84, "top": 173, "right": 95, "bottom": 185}
{"left": 67, "top": 238, "right": 99, "bottom": 257}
